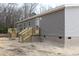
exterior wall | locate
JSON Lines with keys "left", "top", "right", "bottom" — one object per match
{"left": 40, "top": 9, "right": 65, "bottom": 46}
{"left": 65, "top": 7, "right": 79, "bottom": 47}
{"left": 16, "top": 19, "right": 36, "bottom": 33}
{"left": 65, "top": 37, "right": 79, "bottom": 47}
{"left": 16, "top": 23, "right": 24, "bottom": 32}
{"left": 27, "top": 19, "right": 35, "bottom": 27}
{"left": 35, "top": 18, "right": 40, "bottom": 27}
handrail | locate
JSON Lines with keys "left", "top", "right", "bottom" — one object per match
{"left": 18, "top": 27, "right": 40, "bottom": 42}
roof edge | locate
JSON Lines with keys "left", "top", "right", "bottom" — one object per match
{"left": 16, "top": 5, "right": 65, "bottom": 24}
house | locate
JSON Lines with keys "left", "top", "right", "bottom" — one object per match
{"left": 16, "top": 5, "right": 79, "bottom": 47}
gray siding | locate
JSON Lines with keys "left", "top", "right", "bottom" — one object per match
{"left": 16, "top": 23, "right": 24, "bottom": 32}
{"left": 39, "top": 9, "right": 65, "bottom": 46}
{"left": 40, "top": 9, "right": 65, "bottom": 37}
{"left": 29, "top": 19, "right": 35, "bottom": 27}
{"left": 16, "top": 19, "right": 36, "bottom": 32}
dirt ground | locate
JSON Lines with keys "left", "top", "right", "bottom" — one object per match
{"left": 0, "top": 37, "right": 79, "bottom": 56}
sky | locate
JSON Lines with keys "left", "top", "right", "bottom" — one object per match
{"left": 0, "top": 0, "right": 79, "bottom": 6}
{"left": 0, "top": 0, "right": 79, "bottom": 8}
{"left": 0, "top": 0, "right": 78, "bottom": 3}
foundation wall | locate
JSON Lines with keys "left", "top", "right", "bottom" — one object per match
{"left": 32, "top": 35, "right": 42, "bottom": 42}
{"left": 40, "top": 35, "right": 65, "bottom": 47}
{"left": 65, "top": 36, "right": 79, "bottom": 47}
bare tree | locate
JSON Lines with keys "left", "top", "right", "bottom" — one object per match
{"left": 5, "top": 3, "right": 18, "bottom": 28}
{"left": 22, "top": 3, "right": 38, "bottom": 18}
{"left": 0, "top": 3, "right": 38, "bottom": 29}
{"left": 0, "top": 3, "right": 22, "bottom": 28}
{"left": 36, "top": 4, "right": 53, "bottom": 14}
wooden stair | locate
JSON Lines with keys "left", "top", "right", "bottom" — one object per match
{"left": 18, "top": 27, "right": 40, "bottom": 42}
{"left": 19, "top": 27, "right": 32, "bottom": 42}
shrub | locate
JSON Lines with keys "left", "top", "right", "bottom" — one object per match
{"left": 0, "top": 23, "right": 8, "bottom": 33}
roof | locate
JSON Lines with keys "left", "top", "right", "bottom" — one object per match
{"left": 16, "top": 4, "right": 79, "bottom": 24}
{"left": 65, "top": 4, "right": 79, "bottom": 7}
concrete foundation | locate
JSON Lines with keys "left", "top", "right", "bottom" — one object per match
{"left": 65, "top": 37, "right": 79, "bottom": 47}
{"left": 31, "top": 35, "right": 79, "bottom": 48}
{"left": 39, "top": 35, "right": 65, "bottom": 47}
{"left": 32, "top": 35, "right": 42, "bottom": 42}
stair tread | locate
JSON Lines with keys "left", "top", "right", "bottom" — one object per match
{"left": 18, "top": 27, "right": 40, "bottom": 42}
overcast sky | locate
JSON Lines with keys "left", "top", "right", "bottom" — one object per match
{"left": 0, "top": 0, "right": 79, "bottom": 8}
{"left": 0, "top": 0, "right": 79, "bottom": 5}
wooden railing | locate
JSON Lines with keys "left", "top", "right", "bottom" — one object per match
{"left": 18, "top": 27, "right": 40, "bottom": 42}
{"left": 8, "top": 28, "right": 17, "bottom": 40}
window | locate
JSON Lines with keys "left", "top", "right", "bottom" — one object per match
{"left": 29, "top": 22, "right": 31, "bottom": 26}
